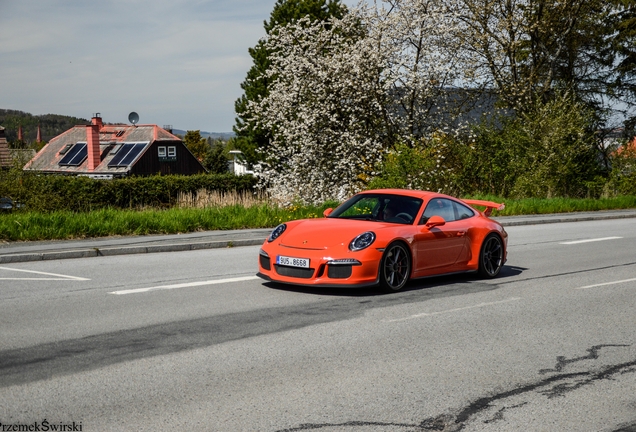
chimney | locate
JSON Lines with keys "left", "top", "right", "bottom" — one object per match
{"left": 36, "top": 125, "right": 42, "bottom": 143}
{"left": 17, "top": 125, "right": 23, "bottom": 141}
{"left": 87, "top": 115, "right": 102, "bottom": 171}
{"left": 92, "top": 113, "right": 103, "bottom": 129}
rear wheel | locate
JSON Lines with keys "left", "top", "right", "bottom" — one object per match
{"left": 379, "top": 242, "right": 411, "bottom": 291}
{"left": 478, "top": 233, "right": 504, "bottom": 278}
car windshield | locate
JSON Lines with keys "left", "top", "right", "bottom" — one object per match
{"left": 328, "top": 194, "right": 423, "bottom": 224}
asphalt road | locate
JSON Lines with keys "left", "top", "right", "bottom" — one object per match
{"left": 1, "top": 218, "right": 635, "bottom": 431}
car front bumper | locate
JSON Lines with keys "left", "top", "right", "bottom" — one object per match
{"left": 257, "top": 245, "right": 382, "bottom": 287}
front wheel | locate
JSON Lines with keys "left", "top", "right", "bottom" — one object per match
{"left": 379, "top": 242, "right": 411, "bottom": 291}
{"left": 478, "top": 233, "right": 504, "bottom": 278}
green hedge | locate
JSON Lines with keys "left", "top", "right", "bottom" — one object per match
{"left": 1, "top": 172, "right": 258, "bottom": 212}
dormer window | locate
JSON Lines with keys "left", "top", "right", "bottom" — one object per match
{"left": 59, "top": 143, "right": 73, "bottom": 155}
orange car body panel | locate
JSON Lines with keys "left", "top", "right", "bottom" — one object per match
{"left": 257, "top": 189, "right": 507, "bottom": 287}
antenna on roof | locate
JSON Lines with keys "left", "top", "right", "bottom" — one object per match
{"left": 128, "top": 112, "right": 139, "bottom": 126}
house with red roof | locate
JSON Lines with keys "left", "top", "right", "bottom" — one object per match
{"left": 23, "top": 114, "right": 205, "bottom": 178}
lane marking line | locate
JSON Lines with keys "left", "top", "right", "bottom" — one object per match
{"left": 0, "top": 266, "right": 89, "bottom": 281}
{"left": 560, "top": 236, "right": 622, "bottom": 245}
{"left": 109, "top": 275, "right": 260, "bottom": 295}
{"left": 385, "top": 297, "right": 522, "bottom": 322}
{"left": 577, "top": 278, "right": 636, "bottom": 290}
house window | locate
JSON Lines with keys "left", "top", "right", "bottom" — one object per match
{"left": 158, "top": 145, "right": 177, "bottom": 162}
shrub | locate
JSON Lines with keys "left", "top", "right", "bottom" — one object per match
{"left": 607, "top": 143, "right": 636, "bottom": 196}
{"left": 371, "top": 94, "right": 607, "bottom": 199}
{"left": 0, "top": 168, "right": 257, "bottom": 213}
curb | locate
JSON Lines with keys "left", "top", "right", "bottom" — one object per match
{"left": 0, "top": 238, "right": 265, "bottom": 264}
{"left": 495, "top": 212, "right": 636, "bottom": 227}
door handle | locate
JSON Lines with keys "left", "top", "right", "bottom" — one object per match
{"left": 457, "top": 231, "right": 466, "bottom": 237}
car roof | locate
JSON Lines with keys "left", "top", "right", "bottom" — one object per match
{"left": 358, "top": 189, "right": 438, "bottom": 200}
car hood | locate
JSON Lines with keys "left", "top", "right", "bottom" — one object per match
{"left": 279, "top": 218, "right": 391, "bottom": 249}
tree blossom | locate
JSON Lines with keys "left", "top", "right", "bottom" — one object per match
{"left": 247, "top": 12, "right": 390, "bottom": 204}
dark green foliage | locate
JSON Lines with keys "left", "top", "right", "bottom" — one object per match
{"left": 372, "top": 94, "right": 609, "bottom": 199}
{"left": 0, "top": 169, "right": 257, "bottom": 213}
{"left": 204, "top": 139, "right": 230, "bottom": 174}
{"left": 233, "top": 0, "right": 348, "bottom": 166}
{"left": 183, "top": 130, "right": 209, "bottom": 161}
{"left": 0, "top": 109, "right": 89, "bottom": 146}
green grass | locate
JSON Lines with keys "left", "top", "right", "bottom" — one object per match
{"left": 0, "top": 203, "right": 333, "bottom": 242}
{"left": 1, "top": 196, "right": 635, "bottom": 242}
{"left": 465, "top": 195, "right": 636, "bottom": 216}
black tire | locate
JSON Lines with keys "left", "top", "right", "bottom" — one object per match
{"left": 379, "top": 242, "right": 411, "bottom": 291}
{"left": 478, "top": 233, "right": 504, "bottom": 278}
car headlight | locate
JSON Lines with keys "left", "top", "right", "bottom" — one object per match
{"left": 349, "top": 231, "right": 375, "bottom": 251}
{"left": 268, "top": 223, "right": 287, "bottom": 242}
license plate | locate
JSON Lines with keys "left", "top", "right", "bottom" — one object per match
{"left": 276, "top": 255, "right": 310, "bottom": 268}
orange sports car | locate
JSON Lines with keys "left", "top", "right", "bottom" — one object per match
{"left": 257, "top": 189, "right": 507, "bottom": 291}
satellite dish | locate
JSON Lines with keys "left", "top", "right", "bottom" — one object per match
{"left": 128, "top": 112, "right": 139, "bottom": 125}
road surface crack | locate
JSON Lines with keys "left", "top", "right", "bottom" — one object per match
{"left": 276, "top": 344, "right": 635, "bottom": 432}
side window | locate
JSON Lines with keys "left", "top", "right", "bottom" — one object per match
{"left": 421, "top": 198, "right": 457, "bottom": 224}
{"left": 453, "top": 201, "right": 475, "bottom": 220}
{"left": 158, "top": 146, "right": 167, "bottom": 157}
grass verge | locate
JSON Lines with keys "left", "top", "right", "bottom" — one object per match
{"left": 0, "top": 203, "right": 333, "bottom": 242}
{"left": 466, "top": 195, "right": 636, "bottom": 215}
{"left": 1, "top": 195, "right": 635, "bottom": 242}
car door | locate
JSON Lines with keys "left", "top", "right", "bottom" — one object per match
{"left": 413, "top": 198, "right": 470, "bottom": 273}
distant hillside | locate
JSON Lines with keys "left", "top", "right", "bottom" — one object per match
{"left": 172, "top": 129, "right": 235, "bottom": 141}
{"left": 0, "top": 109, "right": 89, "bottom": 143}
{"left": 0, "top": 110, "right": 235, "bottom": 143}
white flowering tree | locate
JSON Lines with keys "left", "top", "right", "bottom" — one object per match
{"left": 247, "top": 1, "right": 481, "bottom": 203}
{"left": 365, "top": 0, "right": 481, "bottom": 142}
{"left": 247, "top": 12, "right": 390, "bottom": 204}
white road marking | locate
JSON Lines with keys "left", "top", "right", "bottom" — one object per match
{"left": 560, "top": 236, "right": 622, "bottom": 245}
{"left": 384, "top": 297, "right": 522, "bottom": 322}
{"left": 0, "top": 266, "right": 90, "bottom": 281}
{"left": 109, "top": 275, "right": 261, "bottom": 295}
{"left": 577, "top": 278, "right": 636, "bottom": 290}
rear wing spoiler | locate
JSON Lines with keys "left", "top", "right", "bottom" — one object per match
{"left": 461, "top": 199, "right": 505, "bottom": 217}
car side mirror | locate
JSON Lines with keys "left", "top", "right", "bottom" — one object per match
{"left": 323, "top": 208, "right": 333, "bottom": 217}
{"left": 425, "top": 215, "right": 446, "bottom": 228}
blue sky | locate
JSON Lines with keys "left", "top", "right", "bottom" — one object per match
{"left": 0, "top": 0, "right": 355, "bottom": 133}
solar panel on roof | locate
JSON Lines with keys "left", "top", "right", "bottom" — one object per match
{"left": 107, "top": 143, "right": 134, "bottom": 167}
{"left": 68, "top": 145, "right": 87, "bottom": 166}
{"left": 119, "top": 143, "right": 147, "bottom": 166}
{"left": 107, "top": 142, "right": 148, "bottom": 167}
{"left": 59, "top": 143, "right": 87, "bottom": 166}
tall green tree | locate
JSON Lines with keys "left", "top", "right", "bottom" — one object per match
{"left": 204, "top": 138, "right": 229, "bottom": 174}
{"left": 233, "top": 0, "right": 348, "bottom": 166}
{"left": 452, "top": 0, "right": 636, "bottom": 118}
{"left": 183, "top": 130, "right": 209, "bottom": 161}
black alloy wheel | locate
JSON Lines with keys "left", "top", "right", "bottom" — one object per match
{"left": 478, "top": 233, "right": 504, "bottom": 278}
{"left": 379, "top": 242, "right": 411, "bottom": 291}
